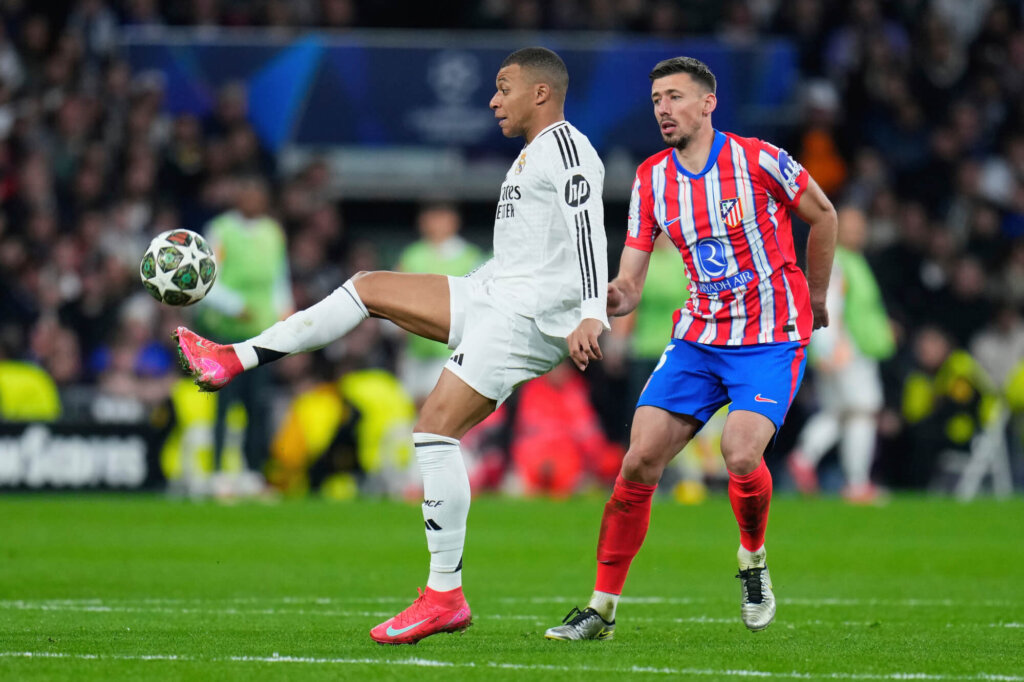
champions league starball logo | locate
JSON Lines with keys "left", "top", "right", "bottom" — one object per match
{"left": 408, "top": 50, "right": 494, "bottom": 144}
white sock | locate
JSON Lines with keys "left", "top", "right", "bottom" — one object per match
{"left": 841, "top": 414, "right": 876, "bottom": 488}
{"left": 414, "top": 432, "right": 469, "bottom": 592}
{"left": 796, "top": 411, "right": 840, "bottom": 466}
{"left": 234, "top": 280, "right": 369, "bottom": 370}
{"left": 738, "top": 544, "right": 766, "bottom": 569}
{"left": 588, "top": 591, "right": 619, "bottom": 621}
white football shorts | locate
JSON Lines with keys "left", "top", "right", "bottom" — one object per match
{"left": 445, "top": 276, "right": 569, "bottom": 405}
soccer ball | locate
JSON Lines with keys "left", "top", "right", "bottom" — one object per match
{"left": 139, "top": 229, "right": 217, "bottom": 306}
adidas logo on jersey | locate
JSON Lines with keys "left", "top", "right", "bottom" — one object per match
{"left": 450, "top": 353, "right": 464, "bottom": 366}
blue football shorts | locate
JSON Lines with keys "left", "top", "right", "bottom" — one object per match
{"left": 636, "top": 339, "right": 807, "bottom": 431}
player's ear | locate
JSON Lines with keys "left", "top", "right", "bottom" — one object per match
{"left": 534, "top": 83, "right": 550, "bottom": 106}
{"left": 703, "top": 92, "right": 717, "bottom": 116}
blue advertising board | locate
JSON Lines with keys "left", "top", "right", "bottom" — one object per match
{"left": 123, "top": 29, "right": 798, "bottom": 157}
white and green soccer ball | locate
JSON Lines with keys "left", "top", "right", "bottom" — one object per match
{"left": 139, "top": 229, "right": 217, "bottom": 306}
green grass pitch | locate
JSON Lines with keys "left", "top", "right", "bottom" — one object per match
{"left": 1, "top": 493, "right": 1022, "bottom": 681}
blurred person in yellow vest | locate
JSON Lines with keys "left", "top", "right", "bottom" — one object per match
{"left": 155, "top": 377, "right": 252, "bottom": 497}
{"left": 900, "top": 326, "right": 998, "bottom": 489}
{"left": 270, "top": 364, "right": 416, "bottom": 499}
{"left": 193, "top": 174, "right": 293, "bottom": 493}
{"left": 0, "top": 360, "right": 61, "bottom": 421}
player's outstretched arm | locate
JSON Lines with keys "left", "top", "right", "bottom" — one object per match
{"left": 607, "top": 246, "right": 652, "bottom": 318}
{"left": 795, "top": 177, "right": 838, "bottom": 330}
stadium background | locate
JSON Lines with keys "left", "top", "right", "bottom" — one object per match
{"left": 0, "top": 0, "right": 1022, "bottom": 500}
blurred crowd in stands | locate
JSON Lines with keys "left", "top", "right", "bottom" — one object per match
{"left": 0, "top": 0, "right": 1022, "bottom": 499}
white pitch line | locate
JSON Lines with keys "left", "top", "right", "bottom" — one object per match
{"left": 1, "top": 600, "right": 1020, "bottom": 629}
{"left": 510, "top": 596, "right": 1021, "bottom": 608}
{"left": 0, "top": 651, "right": 1021, "bottom": 680}
{"left": 5, "top": 595, "right": 1016, "bottom": 608}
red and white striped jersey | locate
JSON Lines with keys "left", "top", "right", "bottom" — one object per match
{"left": 625, "top": 130, "right": 812, "bottom": 346}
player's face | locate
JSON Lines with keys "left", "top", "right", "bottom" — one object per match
{"left": 490, "top": 65, "right": 534, "bottom": 139}
{"left": 651, "top": 73, "right": 715, "bottom": 149}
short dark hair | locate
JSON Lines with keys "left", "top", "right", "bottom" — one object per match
{"left": 649, "top": 57, "right": 717, "bottom": 94}
{"left": 501, "top": 47, "right": 569, "bottom": 95}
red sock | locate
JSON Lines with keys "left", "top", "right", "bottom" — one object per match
{"left": 728, "top": 459, "right": 773, "bottom": 552}
{"left": 594, "top": 475, "right": 657, "bottom": 594}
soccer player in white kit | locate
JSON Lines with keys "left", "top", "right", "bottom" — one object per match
{"left": 172, "top": 47, "right": 609, "bottom": 644}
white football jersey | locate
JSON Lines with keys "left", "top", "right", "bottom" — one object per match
{"left": 471, "top": 120, "right": 609, "bottom": 338}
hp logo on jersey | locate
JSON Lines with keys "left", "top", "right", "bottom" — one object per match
{"left": 564, "top": 174, "right": 590, "bottom": 207}
{"left": 696, "top": 238, "right": 729, "bottom": 278}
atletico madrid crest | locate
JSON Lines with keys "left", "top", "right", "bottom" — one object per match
{"left": 720, "top": 197, "right": 744, "bottom": 228}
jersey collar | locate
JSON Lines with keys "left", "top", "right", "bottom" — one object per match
{"left": 671, "top": 129, "right": 726, "bottom": 179}
{"left": 533, "top": 120, "right": 568, "bottom": 139}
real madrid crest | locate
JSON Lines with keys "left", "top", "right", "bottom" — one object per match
{"left": 515, "top": 152, "right": 527, "bottom": 175}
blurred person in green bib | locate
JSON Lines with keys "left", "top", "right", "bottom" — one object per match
{"left": 195, "top": 175, "right": 293, "bottom": 493}
{"left": 788, "top": 206, "right": 894, "bottom": 504}
{"left": 396, "top": 202, "right": 484, "bottom": 407}
{"left": 608, "top": 232, "right": 689, "bottom": 406}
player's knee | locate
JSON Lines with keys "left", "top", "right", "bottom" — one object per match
{"left": 722, "top": 445, "right": 761, "bottom": 476}
{"left": 413, "top": 406, "right": 460, "bottom": 439}
{"left": 349, "top": 271, "right": 384, "bottom": 312}
{"left": 621, "top": 447, "right": 666, "bottom": 485}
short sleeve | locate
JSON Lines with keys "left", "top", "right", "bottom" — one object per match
{"left": 623, "top": 170, "right": 661, "bottom": 252}
{"left": 755, "top": 140, "right": 809, "bottom": 209}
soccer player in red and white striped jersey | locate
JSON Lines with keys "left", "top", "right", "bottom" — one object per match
{"left": 546, "top": 56, "right": 837, "bottom": 641}
{"left": 627, "top": 129, "right": 815, "bottom": 346}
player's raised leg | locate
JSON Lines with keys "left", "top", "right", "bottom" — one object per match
{"left": 545, "top": 406, "right": 699, "bottom": 641}
{"left": 174, "top": 272, "right": 451, "bottom": 391}
{"left": 721, "top": 409, "right": 778, "bottom": 631}
{"left": 370, "top": 369, "right": 496, "bottom": 645}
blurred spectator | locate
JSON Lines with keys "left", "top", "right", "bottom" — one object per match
{"left": 945, "top": 255, "right": 995, "bottom": 347}
{"left": 269, "top": 366, "right": 416, "bottom": 498}
{"left": 899, "top": 326, "right": 998, "bottom": 489}
{"left": 289, "top": 213, "right": 347, "bottom": 311}
{"left": 123, "top": 0, "right": 167, "bottom": 29}
{"left": 0, "top": 351, "right": 62, "bottom": 423}
{"left": 67, "top": 0, "right": 119, "bottom": 66}
{"left": 0, "top": 0, "right": 1018, "bottom": 499}
{"left": 510, "top": 361, "right": 623, "bottom": 497}
{"left": 89, "top": 294, "right": 176, "bottom": 422}
{"left": 204, "top": 81, "right": 248, "bottom": 138}
{"left": 395, "top": 202, "right": 483, "bottom": 406}
{"left": 971, "top": 303, "right": 1024, "bottom": 390}
{"left": 792, "top": 79, "right": 847, "bottom": 198}
{"left": 194, "top": 175, "right": 293, "bottom": 487}
{"left": 789, "top": 206, "right": 895, "bottom": 504}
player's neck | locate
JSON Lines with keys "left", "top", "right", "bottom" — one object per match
{"left": 524, "top": 110, "right": 565, "bottom": 144}
{"left": 672, "top": 125, "right": 716, "bottom": 175}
